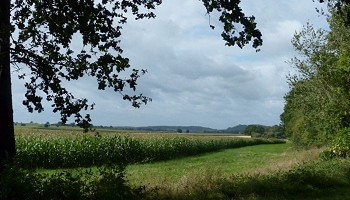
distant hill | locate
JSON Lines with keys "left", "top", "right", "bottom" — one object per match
{"left": 114, "top": 126, "right": 218, "bottom": 133}
{"left": 109, "top": 125, "right": 248, "bottom": 134}
{"left": 15, "top": 122, "right": 283, "bottom": 135}
{"left": 222, "top": 124, "right": 247, "bottom": 133}
{"left": 135, "top": 126, "right": 217, "bottom": 133}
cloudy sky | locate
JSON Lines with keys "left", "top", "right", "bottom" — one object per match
{"left": 11, "top": 0, "right": 328, "bottom": 129}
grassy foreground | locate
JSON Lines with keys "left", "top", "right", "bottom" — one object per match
{"left": 2, "top": 127, "right": 350, "bottom": 199}
{"left": 126, "top": 143, "right": 293, "bottom": 187}
{"left": 125, "top": 143, "right": 350, "bottom": 200}
{"left": 2, "top": 141, "right": 350, "bottom": 199}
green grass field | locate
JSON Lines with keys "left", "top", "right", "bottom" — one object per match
{"left": 2, "top": 127, "right": 350, "bottom": 200}
{"left": 125, "top": 142, "right": 332, "bottom": 199}
{"left": 126, "top": 143, "right": 292, "bottom": 187}
{"left": 124, "top": 143, "right": 350, "bottom": 200}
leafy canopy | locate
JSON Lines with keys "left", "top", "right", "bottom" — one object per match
{"left": 281, "top": 3, "right": 350, "bottom": 146}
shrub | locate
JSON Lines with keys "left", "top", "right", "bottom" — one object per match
{"left": 0, "top": 165, "right": 143, "bottom": 200}
{"left": 321, "top": 128, "right": 350, "bottom": 160}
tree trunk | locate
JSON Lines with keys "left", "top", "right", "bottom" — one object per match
{"left": 0, "top": 0, "right": 16, "bottom": 174}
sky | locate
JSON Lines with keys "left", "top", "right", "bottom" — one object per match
{"left": 11, "top": 0, "right": 329, "bottom": 129}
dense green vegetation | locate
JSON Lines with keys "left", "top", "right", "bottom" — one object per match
{"left": 243, "top": 124, "right": 285, "bottom": 138}
{"left": 0, "top": 165, "right": 141, "bottom": 200}
{"left": 281, "top": 4, "right": 350, "bottom": 147}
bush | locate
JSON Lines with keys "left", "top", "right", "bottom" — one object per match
{"left": 0, "top": 165, "right": 143, "bottom": 200}
{"left": 321, "top": 128, "right": 350, "bottom": 160}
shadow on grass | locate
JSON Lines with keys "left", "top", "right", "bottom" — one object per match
{"left": 143, "top": 159, "right": 350, "bottom": 200}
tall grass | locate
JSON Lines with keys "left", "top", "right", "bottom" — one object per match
{"left": 139, "top": 159, "right": 350, "bottom": 200}
{"left": 15, "top": 135, "right": 284, "bottom": 169}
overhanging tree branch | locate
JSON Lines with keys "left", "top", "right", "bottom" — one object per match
{"left": 9, "top": 0, "right": 264, "bottom": 130}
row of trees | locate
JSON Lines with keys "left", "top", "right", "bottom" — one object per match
{"left": 281, "top": 2, "right": 350, "bottom": 146}
{"left": 243, "top": 125, "right": 285, "bottom": 139}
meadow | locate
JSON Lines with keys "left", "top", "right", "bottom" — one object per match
{"left": 1, "top": 125, "right": 350, "bottom": 200}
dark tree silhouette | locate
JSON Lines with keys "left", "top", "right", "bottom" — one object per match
{"left": 0, "top": 0, "right": 16, "bottom": 173}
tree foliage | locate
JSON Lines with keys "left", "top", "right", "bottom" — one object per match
{"left": 244, "top": 124, "right": 284, "bottom": 138}
{"left": 318, "top": 0, "right": 350, "bottom": 23}
{"left": 10, "top": 0, "right": 163, "bottom": 129}
{"left": 202, "top": 0, "right": 262, "bottom": 49}
{"left": 281, "top": 4, "right": 350, "bottom": 146}
{"left": 244, "top": 125, "right": 265, "bottom": 136}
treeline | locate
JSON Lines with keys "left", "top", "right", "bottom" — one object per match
{"left": 281, "top": 4, "right": 350, "bottom": 147}
{"left": 243, "top": 125, "right": 285, "bottom": 139}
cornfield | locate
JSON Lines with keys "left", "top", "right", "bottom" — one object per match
{"left": 15, "top": 134, "right": 285, "bottom": 169}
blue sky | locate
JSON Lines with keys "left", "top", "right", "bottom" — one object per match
{"left": 11, "top": 0, "right": 328, "bottom": 129}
